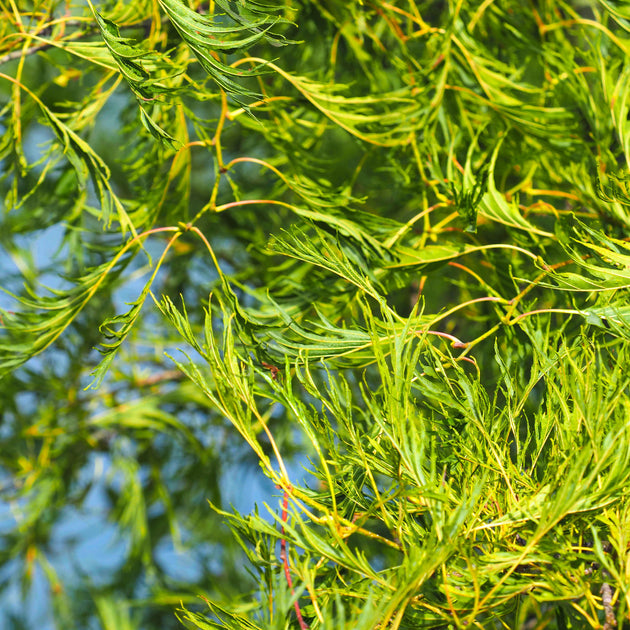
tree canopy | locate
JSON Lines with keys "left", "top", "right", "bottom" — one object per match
{"left": 2, "top": 0, "right": 630, "bottom": 628}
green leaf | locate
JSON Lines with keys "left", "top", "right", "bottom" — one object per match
{"left": 89, "top": 4, "right": 181, "bottom": 147}
{"left": 0, "top": 255, "right": 132, "bottom": 378}
{"left": 157, "top": 0, "right": 287, "bottom": 105}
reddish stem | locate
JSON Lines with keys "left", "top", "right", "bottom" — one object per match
{"left": 280, "top": 487, "right": 309, "bottom": 629}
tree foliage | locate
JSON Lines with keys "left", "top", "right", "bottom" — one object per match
{"left": 1, "top": 0, "right": 630, "bottom": 628}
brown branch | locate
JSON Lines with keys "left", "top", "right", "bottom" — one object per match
{"left": 0, "top": 17, "right": 97, "bottom": 66}
{"left": 133, "top": 369, "right": 184, "bottom": 387}
{"left": 0, "top": 43, "right": 50, "bottom": 65}
{"left": 601, "top": 582, "right": 617, "bottom": 630}
{"left": 0, "top": 16, "right": 152, "bottom": 67}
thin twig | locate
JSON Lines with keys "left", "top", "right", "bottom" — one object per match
{"left": 0, "top": 43, "right": 50, "bottom": 65}
{"left": 0, "top": 16, "right": 155, "bottom": 67}
{"left": 0, "top": 17, "right": 98, "bottom": 66}
{"left": 134, "top": 369, "right": 184, "bottom": 387}
{"left": 280, "top": 486, "right": 309, "bottom": 630}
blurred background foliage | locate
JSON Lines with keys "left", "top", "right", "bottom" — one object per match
{"left": 1, "top": 0, "right": 630, "bottom": 628}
